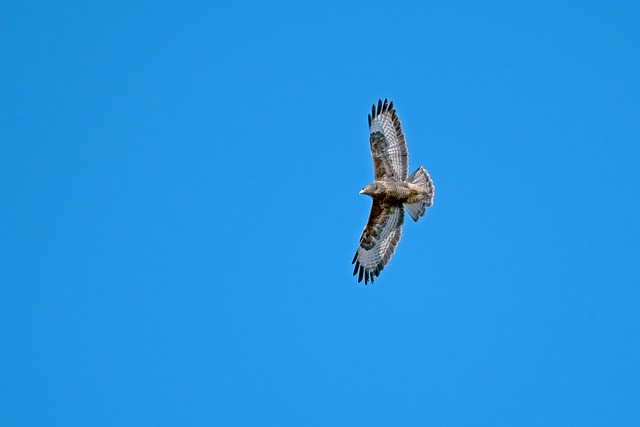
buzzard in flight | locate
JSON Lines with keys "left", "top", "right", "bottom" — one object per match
{"left": 352, "top": 99, "right": 435, "bottom": 284}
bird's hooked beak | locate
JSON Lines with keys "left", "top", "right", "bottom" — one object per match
{"left": 359, "top": 188, "right": 365, "bottom": 194}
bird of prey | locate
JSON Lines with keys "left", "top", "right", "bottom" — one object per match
{"left": 352, "top": 99, "right": 435, "bottom": 284}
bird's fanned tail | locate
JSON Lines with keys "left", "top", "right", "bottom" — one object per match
{"left": 403, "top": 166, "right": 435, "bottom": 222}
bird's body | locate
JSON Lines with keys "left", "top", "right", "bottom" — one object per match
{"left": 352, "top": 99, "right": 435, "bottom": 284}
{"left": 361, "top": 180, "right": 428, "bottom": 205}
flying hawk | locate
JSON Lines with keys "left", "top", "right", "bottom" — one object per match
{"left": 352, "top": 99, "right": 435, "bottom": 284}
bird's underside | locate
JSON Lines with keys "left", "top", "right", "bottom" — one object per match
{"left": 352, "top": 99, "right": 435, "bottom": 285}
{"left": 361, "top": 180, "right": 427, "bottom": 205}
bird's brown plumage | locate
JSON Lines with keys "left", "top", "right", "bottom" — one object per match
{"left": 352, "top": 99, "right": 435, "bottom": 284}
{"left": 368, "top": 99, "right": 408, "bottom": 181}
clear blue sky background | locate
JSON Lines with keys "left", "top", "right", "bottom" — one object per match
{"left": 2, "top": 1, "right": 639, "bottom": 426}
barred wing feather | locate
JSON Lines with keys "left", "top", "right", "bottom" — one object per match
{"left": 352, "top": 203, "right": 404, "bottom": 284}
{"left": 368, "top": 99, "right": 408, "bottom": 181}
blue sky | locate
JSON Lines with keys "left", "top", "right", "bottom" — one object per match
{"left": 2, "top": 1, "right": 639, "bottom": 425}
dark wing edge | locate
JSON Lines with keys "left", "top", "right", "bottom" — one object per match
{"left": 368, "top": 98, "right": 408, "bottom": 181}
{"left": 352, "top": 203, "right": 404, "bottom": 285}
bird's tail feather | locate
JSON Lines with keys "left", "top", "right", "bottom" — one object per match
{"left": 406, "top": 166, "right": 434, "bottom": 193}
{"left": 404, "top": 167, "right": 435, "bottom": 222}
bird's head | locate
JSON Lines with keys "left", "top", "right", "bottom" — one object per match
{"left": 359, "top": 183, "right": 379, "bottom": 197}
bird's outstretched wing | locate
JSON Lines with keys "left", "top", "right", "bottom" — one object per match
{"left": 368, "top": 99, "right": 408, "bottom": 181}
{"left": 352, "top": 202, "right": 404, "bottom": 284}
